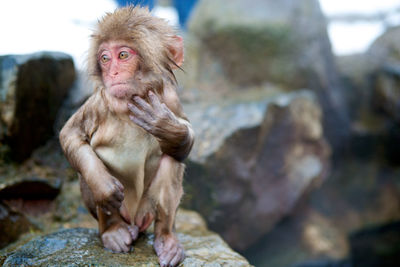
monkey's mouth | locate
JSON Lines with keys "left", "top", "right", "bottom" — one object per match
{"left": 110, "top": 83, "right": 131, "bottom": 99}
{"left": 111, "top": 82, "right": 128, "bottom": 87}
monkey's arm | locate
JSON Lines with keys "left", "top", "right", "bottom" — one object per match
{"left": 59, "top": 97, "right": 124, "bottom": 212}
{"left": 128, "top": 90, "right": 194, "bottom": 161}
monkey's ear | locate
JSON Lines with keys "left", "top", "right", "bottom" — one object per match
{"left": 169, "top": 35, "right": 184, "bottom": 68}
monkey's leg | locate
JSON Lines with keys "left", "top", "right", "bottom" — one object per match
{"left": 134, "top": 196, "right": 155, "bottom": 233}
{"left": 147, "top": 155, "right": 185, "bottom": 267}
{"left": 79, "top": 176, "right": 138, "bottom": 252}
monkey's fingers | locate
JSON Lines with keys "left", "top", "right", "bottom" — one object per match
{"left": 132, "top": 96, "right": 155, "bottom": 116}
{"left": 148, "top": 92, "right": 177, "bottom": 122}
{"left": 148, "top": 90, "right": 162, "bottom": 105}
{"left": 127, "top": 103, "right": 146, "bottom": 118}
{"left": 101, "top": 194, "right": 124, "bottom": 215}
{"left": 113, "top": 179, "right": 125, "bottom": 194}
{"left": 160, "top": 102, "right": 178, "bottom": 122}
{"left": 100, "top": 204, "right": 113, "bottom": 216}
{"left": 129, "top": 115, "right": 152, "bottom": 132}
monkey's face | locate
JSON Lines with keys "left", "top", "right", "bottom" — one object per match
{"left": 98, "top": 40, "right": 139, "bottom": 99}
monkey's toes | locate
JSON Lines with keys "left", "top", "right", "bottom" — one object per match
{"left": 154, "top": 235, "right": 185, "bottom": 267}
{"left": 101, "top": 223, "right": 133, "bottom": 253}
{"left": 128, "top": 225, "right": 139, "bottom": 241}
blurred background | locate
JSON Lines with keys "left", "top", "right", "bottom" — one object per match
{"left": 1, "top": 0, "right": 400, "bottom": 266}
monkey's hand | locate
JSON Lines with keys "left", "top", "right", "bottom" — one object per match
{"left": 128, "top": 91, "right": 193, "bottom": 161}
{"left": 90, "top": 174, "right": 125, "bottom": 215}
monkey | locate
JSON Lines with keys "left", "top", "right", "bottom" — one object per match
{"left": 59, "top": 6, "right": 194, "bottom": 267}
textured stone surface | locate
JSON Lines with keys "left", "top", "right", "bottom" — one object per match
{"left": 0, "top": 139, "right": 66, "bottom": 249}
{"left": 368, "top": 26, "right": 400, "bottom": 123}
{"left": 183, "top": 89, "right": 330, "bottom": 250}
{"left": 338, "top": 26, "right": 400, "bottom": 166}
{"left": 243, "top": 154, "right": 400, "bottom": 267}
{"left": 1, "top": 210, "right": 252, "bottom": 267}
{"left": 0, "top": 51, "right": 75, "bottom": 161}
{"left": 185, "top": 0, "right": 349, "bottom": 154}
{"left": 0, "top": 202, "right": 35, "bottom": 249}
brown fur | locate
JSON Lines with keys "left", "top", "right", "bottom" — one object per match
{"left": 59, "top": 6, "right": 193, "bottom": 266}
{"left": 88, "top": 6, "right": 178, "bottom": 90}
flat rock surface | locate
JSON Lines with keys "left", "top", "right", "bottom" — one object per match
{"left": 0, "top": 210, "right": 252, "bottom": 267}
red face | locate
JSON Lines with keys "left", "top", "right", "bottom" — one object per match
{"left": 98, "top": 40, "right": 139, "bottom": 99}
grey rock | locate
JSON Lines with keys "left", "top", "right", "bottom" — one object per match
{"left": 183, "top": 89, "right": 330, "bottom": 250}
{"left": 1, "top": 210, "right": 252, "bottom": 267}
{"left": 0, "top": 51, "right": 75, "bottom": 162}
{"left": 186, "top": 0, "right": 350, "bottom": 150}
{"left": 0, "top": 202, "right": 35, "bottom": 249}
{"left": 367, "top": 26, "right": 400, "bottom": 122}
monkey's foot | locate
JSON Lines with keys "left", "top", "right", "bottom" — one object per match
{"left": 128, "top": 224, "right": 139, "bottom": 241}
{"left": 101, "top": 222, "right": 134, "bottom": 253}
{"left": 154, "top": 234, "right": 185, "bottom": 267}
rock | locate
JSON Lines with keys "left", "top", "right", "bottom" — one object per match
{"left": 337, "top": 26, "right": 400, "bottom": 165}
{"left": 54, "top": 70, "right": 95, "bottom": 133}
{"left": 0, "top": 177, "right": 61, "bottom": 218}
{"left": 186, "top": 0, "right": 350, "bottom": 150}
{"left": 188, "top": 0, "right": 326, "bottom": 87}
{"left": 337, "top": 26, "right": 400, "bottom": 123}
{"left": 349, "top": 221, "right": 400, "bottom": 267}
{"left": 368, "top": 26, "right": 400, "bottom": 69}
{"left": 0, "top": 52, "right": 75, "bottom": 162}
{"left": 243, "top": 207, "right": 349, "bottom": 267}
{"left": 244, "top": 154, "right": 400, "bottom": 266}
{"left": 0, "top": 202, "right": 35, "bottom": 249}
{"left": 183, "top": 89, "right": 330, "bottom": 250}
{"left": 0, "top": 165, "right": 62, "bottom": 217}
{"left": 0, "top": 210, "right": 252, "bottom": 267}
{"left": 367, "top": 26, "right": 400, "bottom": 122}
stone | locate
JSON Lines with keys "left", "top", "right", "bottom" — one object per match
{"left": 367, "top": 26, "right": 400, "bottom": 123}
{"left": 243, "top": 207, "right": 349, "bottom": 267}
{"left": 0, "top": 149, "right": 65, "bottom": 248}
{"left": 0, "top": 210, "right": 252, "bottom": 267}
{"left": 186, "top": 0, "right": 350, "bottom": 150}
{"left": 337, "top": 26, "right": 400, "bottom": 165}
{"left": 0, "top": 52, "right": 75, "bottom": 162}
{"left": 0, "top": 165, "right": 62, "bottom": 217}
{"left": 244, "top": 154, "right": 400, "bottom": 266}
{"left": 0, "top": 202, "right": 35, "bottom": 249}
{"left": 183, "top": 89, "right": 330, "bottom": 250}
{"left": 349, "top": 221, "right": 400, "bottom": 267}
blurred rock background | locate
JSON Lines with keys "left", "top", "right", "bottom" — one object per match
{"left": 1, "top": 0, "right": 400, "bottom": 266}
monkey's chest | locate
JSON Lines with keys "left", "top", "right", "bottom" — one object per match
{"left": 90, "top": 117, "right": 161, "bottom": 183}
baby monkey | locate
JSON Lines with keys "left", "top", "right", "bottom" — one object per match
{"left": 59, "top": 6, "right": 194, "bottom": 267}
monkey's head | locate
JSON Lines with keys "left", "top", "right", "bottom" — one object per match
{"left": 88, "top": 6, "right": 184, "bottom": 99}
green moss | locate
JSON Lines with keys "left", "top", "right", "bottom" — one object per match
{"left": 201, "top": 23, "right": 303, "bottom": 86}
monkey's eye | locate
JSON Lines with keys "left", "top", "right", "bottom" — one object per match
{"left": 119, "top": 51, "right": 129, "bottom": 59}
{"left": 100, "top": 54, "right": 110, "bottom": 63}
